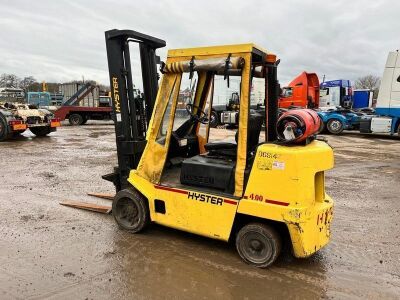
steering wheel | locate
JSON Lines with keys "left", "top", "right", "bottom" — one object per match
{"left": 186, "top": 103, "right": 209, "bottom": 124}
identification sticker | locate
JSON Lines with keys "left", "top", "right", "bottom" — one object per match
{"left": 116, "top": 113, "right": 122, "bottom": 122}
{"left": 272, "top": 161, "right": 285, "bottom": 170}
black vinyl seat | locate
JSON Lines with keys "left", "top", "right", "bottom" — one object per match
{"left": 179, "top": 113, "right": 263, "bottom": 193}
{"left": 204, "top": 113, "right": 263, "bottom": 157}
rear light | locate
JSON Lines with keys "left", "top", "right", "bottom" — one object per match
{"left": 9, "top": 120, "right": 23, "bottom": 125}
{"left": 50, "top": 118, "right": 61, "bottom": 128}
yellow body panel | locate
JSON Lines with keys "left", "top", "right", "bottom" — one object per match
{"left": 128, "top": 172, "right": 238, "bottom": 241}
{"left": 238, "top": 140, "right": 334, "bottom": 257}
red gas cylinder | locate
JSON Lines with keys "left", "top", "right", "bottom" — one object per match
{"left": 276, "top": 109, "right": 321, "bottom": 144}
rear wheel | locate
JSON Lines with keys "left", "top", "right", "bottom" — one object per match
{"left": 30, "top": 127, "right": 51, "bottom": 137}
{"left": 397, "top": 123, "right": 400, "bottom": 136}
{"left": 68, "top": 113, "right": 84, "bottom": 126}
{"left": 327, "top": 119, "right": 344, "bottom": 134}
{"left": 236, "top": 223, "right": 281, "bottom": 268}
{"left": 112, "top": 188, "right": 150, "bottom": 233}
{"left": 0, "top": 116, "right": 9, "bottom": 141}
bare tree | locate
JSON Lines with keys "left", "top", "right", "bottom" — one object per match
{"left": 0, "top": 73, "right": 21, "bottom": 88}
{"left": 19, "top": 76, "right": 37, "bottom": 92}
{"left": 354, "top": 75, "right": 381, "bottom": 98}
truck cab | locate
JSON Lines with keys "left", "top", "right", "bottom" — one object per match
{"left": 366, "top": 50, "right": 400, "bottom": 134}
{"left": 26, "top": 92, "right": 52, "bottom": 107}
{"left": 319, "top": 79, "right": 353, "bottom": 108}
{"left": 279, "top": 72, "right": 319, "bottom": 108}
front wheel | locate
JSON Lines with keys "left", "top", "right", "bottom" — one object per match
{"left": 112, "top": 189, "right": 150, "bottom": 233}
{"left": 30, "top": 127, "right": 51, "bottom": 137}
{"left": 236, "top": 223, "right": 281, "bottom": 268}
{"left": 327, "top": 119, "right": 344, "bottom": 134}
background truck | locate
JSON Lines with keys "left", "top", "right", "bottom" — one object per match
{"left": 318, "top": 50, "right": 400, "bottom": 135}
{"left": 319, "top": 79, "right": 353, "bottom": 108}
{"left": 279, "top": 72, "right": 320, "bottom": 108}
{"left": 54, "top": 83, "right": 113, "bottom": 125}
{"left": 211, "top": 92, "right": 264, "bottom": 127}
{"left": 353, "top": 89, "right": 373, "bottom": 109}
{"left": 0, "top": 101, "right": 60, "bottom": 141}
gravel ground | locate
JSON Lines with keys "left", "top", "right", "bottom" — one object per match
{"left": 0, "top": 122, "right": 399, "bottom": 299}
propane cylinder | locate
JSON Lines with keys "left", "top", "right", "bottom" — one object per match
{"left": 276, "top": 109, "right": 321, "bottom": 143}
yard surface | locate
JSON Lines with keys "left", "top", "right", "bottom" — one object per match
{"left": 0, "top": 123, "right": 399, "bottom": 299}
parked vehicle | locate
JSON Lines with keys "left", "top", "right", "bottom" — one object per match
{"left": 54, "top": 83, "right": 113, "bottom": 125}
{"left": 353, "top": 89, "right": 373, "bottom": 109}
{"left": 318, "top": 51, "right": 400, "bottom": 136}
{"left": 0, "top": 101, "right": 60, "bottom": 141}
{"left": 279, "top": 72, "right": 320, "bottom": 108}
{"left": 211, "top": 92, "right": 264, "bottom": 127}
{"left": 320, "top": 79, "right": 353, "bottom": 108}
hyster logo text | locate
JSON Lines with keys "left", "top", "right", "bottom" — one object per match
{"left": 112, "top": 77, "right": 121, "bottom": 113}
{"left": 187, "top": 192, "right": 223, "bottom": 206}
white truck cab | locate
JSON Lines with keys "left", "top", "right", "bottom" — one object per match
{"left": 366, "top": 51, "right": 400, "bottom": 135}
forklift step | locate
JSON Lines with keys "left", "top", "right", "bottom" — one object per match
{"left": 59, "top": 200, "right": 112, "bottom": 214}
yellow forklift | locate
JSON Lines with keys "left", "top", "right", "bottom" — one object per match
{"left": 102, "top": 29, "right": 334, "bottom": 267}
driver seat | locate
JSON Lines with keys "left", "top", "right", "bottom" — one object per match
{"left": 205, "top": 113, "right": 263, "bottom": 157}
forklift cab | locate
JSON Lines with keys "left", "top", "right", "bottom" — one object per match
{"left": 136, "top": 44, "right": 272, "bottom": 198}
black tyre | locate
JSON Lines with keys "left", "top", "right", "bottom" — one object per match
{"left": 236, "top": 223, "right": 281, "bottom": 268}
{"left": 397, "top": 123, "right": 400, "bottom": 136}
{"left": 317, "top": 117, "right": 325, "bottom": 134}
{"left": 30, "top": 127, "right": 51, "bottom": 137}
{"left": 112, "top": 188, "right": 150, "bottom": 233}
{"left": 68, "top": 113, "right": 84, "bottom": 126}
{"left": 209, "top": 110, "right": 219, "bottom": 128}
{"left": 326, "top": 119, "right": 344, "bottom": 134}
{"left": 0, "top": 116, "right": 9, "bottom": 141}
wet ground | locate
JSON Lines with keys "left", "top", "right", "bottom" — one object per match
{"left": 0, "top": 122, "right": 399, "bottom": 299}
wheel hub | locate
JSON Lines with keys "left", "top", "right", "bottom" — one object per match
{"left": 116, "top": 198, "right": 139, "bottom": 227}
{"left": 241, "top": 232, "right": 273, "bottom": 263}
{"left": 331, "top": 120, "right": 340, "bottom": 130}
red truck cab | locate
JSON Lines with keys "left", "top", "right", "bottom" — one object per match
{"left": 279, "top": 72, "right": 320, "bottom": 108}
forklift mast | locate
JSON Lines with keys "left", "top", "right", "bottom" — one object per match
{"left": 103, "top": 29, "right": 166, "bottom": 191}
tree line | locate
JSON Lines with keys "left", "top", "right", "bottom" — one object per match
{"left": 0, "top": 73, "right": 109, "bottom": 93}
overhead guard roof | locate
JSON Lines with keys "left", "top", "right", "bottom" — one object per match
{"left": 167, "top": 43, "right": 272, "bottom": 58}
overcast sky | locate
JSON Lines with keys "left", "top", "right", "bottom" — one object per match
{"left": 0, "top": 0, "right": 399, "bottom": 87}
